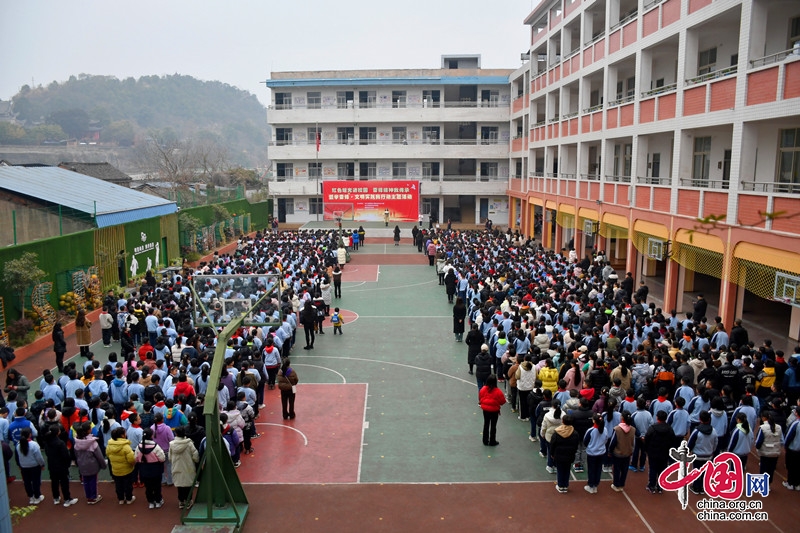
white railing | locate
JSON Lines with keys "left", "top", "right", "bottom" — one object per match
{"left": 741, "top": 180, "right": 800, "bottom": 194}
{"left": 643, "top": 0, "right": 665, "bottom": 12}
{"left": 685, "top": 65, "right": 737, "bottom": 86}
{"left": 267, "top": 100, "right": 510, "bottom": 110}
{"left": 641, "top": 82, "right": 677, "bottom": 98}
{"left": 636, "top": 176, "right": 671, "bottom": 185}
{"left": 610, "top": 10, "right": 638, "bottom": 31}
{"left": 678, "top": 178, "right": 730, "bottom": 189}
{"left": 268, "top": 138, "right": 507, "bottom": 147}
{"left": 749, "top": 48, "right": 797, "bottom": 69}
{"left": 608, "top": 94, "right": 635, "bottom": 107}
{"left": 581, "top": 173, "right": 601, "bottom": 181}
{"left": 605, "top": 174, "right": 632, "bottom": 183}
{"left": 583, "top": 103, "right": 604, "bottom": 113}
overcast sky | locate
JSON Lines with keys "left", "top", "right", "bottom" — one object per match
{"left": 1, "top": 0, "right": 533, "bottom": 108}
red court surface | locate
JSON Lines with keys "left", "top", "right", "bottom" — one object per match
{"left": 341, "top": 264, "right": 378, "bottom": 282}
{"left": 236, "top": 383, "right": 367, "bottom": 484}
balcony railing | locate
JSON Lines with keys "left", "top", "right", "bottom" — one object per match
{"left": 561, "top": 173, "right": 577, "bottom": 180}
{"left": 584, "top": 31, "right": 606, "bottom": 47}
{"left": 605, "top": 174, "right": 632, "bottom": 183}
{"left": 269, "top": 174, "right": 509, "bottom": 183}
{"left": 641, "top": 82, "right": 677, "bottom": 98}
{"left": 267, "top": 100, "right": 509, "bottom": 110}
{"left": 562, "top": 111, "right": 579, "bottom": 119}
{"left": 749, "top": 48, "right": 798, "bottom": 69}
{"left": 685, "top": 65, "right": 738, "bottom": 87}
{"left": 268, "top": 138, "right": 507, "bottom": 147}
{"left": 610, "top": 10, "right": 638, "bottom": 31}
{"left": 636, "top": 176, "right": 671, "bottom": 185}
{"left": 643, "top": 0, "right": 665, "bottom": 11}
{"left": 678, "top": 178, "right": 730, "bottom": 189}
{"left": 580, "top": 173, "right": 601, "bottom": 181}
{"left": 549, "top": 115, "right": 561, "bottom": 123}
{"left": 534, "top": 120, "right": 546, "bottom": 127}
{"left": 608, "top": 94, "right": 635, "bottom": 107}
{"left": 741, "top": 180, "right": 800, "bottom": 194}
{"left": 583, "top": 103, "right": 604, "bottom": 113}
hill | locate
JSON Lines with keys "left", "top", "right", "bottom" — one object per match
{"left": 2, "top": 74, "right": 268, "bottom": 169}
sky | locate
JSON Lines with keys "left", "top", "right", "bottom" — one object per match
{"left": 0, "top": 0, "right": 534, "bottom": 108}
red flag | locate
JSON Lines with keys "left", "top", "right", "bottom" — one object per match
{"left": 316, "top": 128, "right": 320, "bottom": 152}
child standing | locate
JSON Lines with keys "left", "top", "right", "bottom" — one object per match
{"left": 331, "top": 308, "right": 344, "bottom": 335}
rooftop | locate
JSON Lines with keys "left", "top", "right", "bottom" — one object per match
{"left": 0, "top": 165, "right": 177, "bottom": 227}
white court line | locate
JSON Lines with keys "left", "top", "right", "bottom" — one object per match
{"left": 357, "top": 382, "right": 369, "bottom": 483}
{"left": 256, "top": 422, "right": 309, "bottom": 446}
{"left": 351, "top": 315, "right": 449, "bottom": 319}
{"left": 347, "top": 281, "right": 367, "bottom": 288}
{"left": 298, "top": 355, "right": 475, "bottom": 386}
{"left": 241, "top": 479, "right": 580, "bottom": 486}
{"left": 347, "top": 279, "right": 437, "bottom": 292}
{"left": 291, "top": 363, "right": 347, "bottom": 384}
{"left": 622, "top": 489, "right": 657, "bottom": 533}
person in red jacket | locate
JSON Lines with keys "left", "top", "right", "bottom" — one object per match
{"left": 479, "top": 374, "right": 507, "bottom": 446}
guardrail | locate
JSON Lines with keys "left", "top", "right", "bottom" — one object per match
{"left": 749, "top": 48, "right": 797, "bottom": 69}
{"left": 685, "top": 65, "right": 737, "bottom": 86}
{"left": 741, "top": 180, "right": 800, "bottom": 194}
{"left": 636, "top": 176, "right": 671, "bottom": 185}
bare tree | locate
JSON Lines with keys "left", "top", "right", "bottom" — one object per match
{"left": 136, "top": 129, "right": 194, "bottom": 191}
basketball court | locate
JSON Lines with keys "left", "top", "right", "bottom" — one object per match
{"left": 9, "top": 242, "right": 800, "bottom": 533}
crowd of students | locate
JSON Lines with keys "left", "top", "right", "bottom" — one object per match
{"left": 2, "top": 227, "right": 366, "bottom": 509}
{"left": 430, "top": 227, "right": 800, "bottom": 494}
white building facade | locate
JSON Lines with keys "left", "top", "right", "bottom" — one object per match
{"left": 509, "top": 0, "right": 800, "bottom": 339}
{"left": 265, "top": 55, "right": 513, "bottom": 226}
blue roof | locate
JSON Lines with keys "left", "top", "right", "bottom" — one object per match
{"left": 0, "top": 165, "right": 177, "bottom": 228}
{"left": 265, "top": 75, "right": 510, "bottom": 88}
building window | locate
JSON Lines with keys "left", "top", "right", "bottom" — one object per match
{"left": 480, "top": 162, "right": 498, "bottom": 181}
{"left": 613, "top": 144, "right": 632, "bottom": 178}
{"left": 284, "top": 198, "right": 294, "bottom": 215}
{"left": 791, "top": 17, "right": 800, "bottom": 48}
{"left": 276, "top": 128, "right": 293, "bottom": 146}
{"left": 615, "top": 77, "right": 636, "bottom": 100}
{"left": 480, "top": 127, "right": 498, "bottom": 144}
{"left": 359, "top": 90, "right": 376, "bottom": 108}
{"left": 392, "top": 127, "right": 407, "bottom": 144}
{"left": 778, "top": 128, "right": 800, "bottom": 188}
{"left": 308, "top": 162, "right": 322, "bottom": 177}
{"left": 337, "top": 127, "right": 354, "bottom": 145}
{"left": 338, "top": 162, "right": 355, "bottom": 179}
{"left": 651, "top": 153, "right": 661, "bottom": 178}
{"left": 392, "top": 162, "right": 407, "bottom": 177}
{"left": 422, "top": 90, "right": 440, "bottom": 107}
{"left": 422, "top": 126, "right": 440, "bottom": 144}
{"left": 392, "top": 91, "right": 407, "bottom": 108}
{"left": 359, "top": 162, "right": 376, "bottom": 180}
{"left": 359, "top": 127, "right": 376, "bottom": 145}
{"left": 275, "top": 92, "right": 292, "bottom": 109}
{"left": 309, "top": 198, "right": 322, "bottom": 215}
{"left": 336, "top": 91, "right": 354, "bottom": 109}
{"left": 481, "top": 90, "right": 500, "bottom": 107}
{"left": 422, "top": 162, "right": 440, "bottom": 180}
{"left": 698, "top": 47, "right": 717, "bottom": 76}
{"left": 692, "top": 136, "right": 712, "bottom": 186}
{"left": 307, "top": 127, "right": 320, "bottom": 146}
{"left": 276, "top": 163, "right": 293, "bottom": 181}
{"left": 307, "top": 92, "right": 321, "bottom": 109}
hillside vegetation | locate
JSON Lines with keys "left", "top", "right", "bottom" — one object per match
{"left": 3, "top": 74, "right": 268, "bottom": 168}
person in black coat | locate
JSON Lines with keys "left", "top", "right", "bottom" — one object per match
{"left": 550, "top": 414, "right": 581, "bottom": 493}
{"left": 474, "top": 345, "right": 493, "bottom": 391}
{"left": 693, "top": 294, "right": 708, "bottom": 321}
{"left": 644, "top": 410, "right": 677, "bottom": 493}
{"left": 52, "top": 323, "right": 67, "bottom": 374}
{"left": 43, "top": 427, "right": 77, "bottom": 505}
{"left": 453, "top": 298, "right": 467, "bottom": 342}
{"left": 465, "top": 324, "right": 483, "bottom": 375}
{"left": 444, "top": 270, "right": 457, "bottom": 304}
{"left": 393, "top": 225, "right": 401, "bottom": 246}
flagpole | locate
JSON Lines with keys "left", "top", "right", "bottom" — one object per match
{"left": 316, "top": 122, "right": 320, "bottom": 222}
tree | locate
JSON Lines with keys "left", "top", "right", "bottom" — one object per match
{"left": 135, "top": 129, "right": 194, "bottom": 189}
{"left": 47, "top": 108, "right": 89, "bottom": 138}
{"left": 102, "top": 120, "right": 135, "bottom": 146}
{"left": 3, "top": 252, "right": 47, "bottom": 319}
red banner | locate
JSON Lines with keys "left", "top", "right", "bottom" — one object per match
{"left": 322, "top": 180, "right": 419, "bottom": 222}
